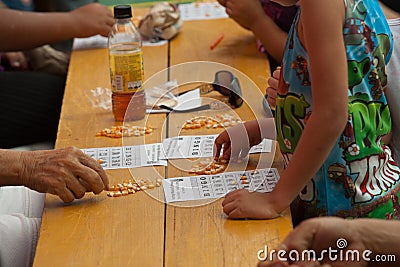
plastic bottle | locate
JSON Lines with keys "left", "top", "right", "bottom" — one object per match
{"left": 108, "top": 5, "right": 145, "bottom": 121}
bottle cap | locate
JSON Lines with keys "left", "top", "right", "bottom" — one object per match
{"left": 114, "top": 5, "right": 132, "bottom": 19}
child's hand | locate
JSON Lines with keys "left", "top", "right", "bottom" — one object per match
{"left": 222, "top": 189, "right": 280, "bottom": 219}
{"left": 214, "top": 120, "right": 263, "bottom": 161}
{"left": 265, "top": 67, "right": 281, "bottom": 110}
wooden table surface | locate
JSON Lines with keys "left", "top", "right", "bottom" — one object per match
{"left": 34, "top": 8, "right": 292, "bottom": 267}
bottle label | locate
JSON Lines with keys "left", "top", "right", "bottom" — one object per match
{"left": 110, "top": 50, "right": 144, "bottom": 93}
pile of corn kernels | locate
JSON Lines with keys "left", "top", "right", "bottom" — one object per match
{"left": 189, "top": 158, "right": 228, "bottom": 175}
{"left": 106, "top": 178, "right": 162, "bottom": 197}
{"left": 239, "top": 175, "right": 250, "bottom": 185}
{"left": 96, "top": 125, "right": 153, "bottom": 138}
{"left": 229, "top": 171, "right": 258, "bottom": 187}
{"left": 182, "top": 114, "right": 241, "bottom": 130}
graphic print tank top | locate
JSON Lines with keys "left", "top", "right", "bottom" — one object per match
{"left": 276, "top": 0, "right": 400, "bottom": 225}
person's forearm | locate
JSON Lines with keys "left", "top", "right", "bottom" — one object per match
{"left": 355, "top": 219, "right": 400, "bottom": 267}
{"left": 0, "top": 9, "right": 77, "bottom": 51}
{"left": 250, "top": 16, "right": 288, "bottom": 63}
{"left": 0, "top": 149, "right": 24, "bottom": 186}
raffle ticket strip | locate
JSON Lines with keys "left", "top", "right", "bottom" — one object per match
{"left": 162, "top": 168, "right": 279, "bottom": 203}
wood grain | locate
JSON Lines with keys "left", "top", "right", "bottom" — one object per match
{"left": 34, "top": 43, "right": 169, "bottom": 266}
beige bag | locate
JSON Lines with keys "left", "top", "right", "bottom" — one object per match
{"left": 138, "top": 2, "right": 182, "bottom": 42}
{"left": 24, "top": 45, "right": 69, "bottom": 77}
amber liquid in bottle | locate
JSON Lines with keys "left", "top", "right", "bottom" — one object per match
{"left": 109, "top": 43, "right": 145, "bottom": 121}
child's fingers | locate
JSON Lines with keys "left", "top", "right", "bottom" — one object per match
{"left": 222, "top": 200, "right": 237, "bottom": 216}
{"left": 272, "top": 67, "right": 281, "bottom": 79}
{"left": 222, "top": 145, "right": 232, "bottom": 160}
{"left": 266, "top": 86, "right": 277, "bottom": 97}
{"left": 267, "top": 76, "right": 279, "bottom": 91}
{"left": 267, "top": 95, "right": 276, "bottom": 109}
{"left": 214, "top": 132, "right": 228, "bottom": 158}
{"left": 213, "top": 142, "right": 223, "bottom": 158}
{"left": 265, "top": 86, "right": 277, "bottom": 109}
{"left": 217, "top": 0, "right": 227, "bottom": 7}
{"left": 222, "top": 189, "right": 236, "bottom": 203}
{"left": 223, "top": 188, "right": 242, "bottom": 201}
{"left": 227, "top": 208, "right": 245, "bottom": 219}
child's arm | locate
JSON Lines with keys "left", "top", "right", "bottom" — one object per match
{"left": 222, "top": 0, "right": 349, "bottom": 219}
{"left": 214, "top": 118, "right": 276, "bottom": 161}
{"left": 267, "top": 0, "right": 349, "bottom": 213}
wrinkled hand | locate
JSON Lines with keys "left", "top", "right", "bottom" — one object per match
{"left": 3, "top": 51, "right": 29, "bottom": 69}
{"left": 258, "top": 217, "right": 366, "bottom": 267}
{"left": 69, "top": 3, "right": 114, "bottom": 37}
{"left": 222, "top": 189, "right": 280, "bottom": 219}
{"left": 220, "top": 0, "right": 265, "bottom": 30}
{"left": 19, "top": 147, "right": 109, "bottom": 203}
{"left": 214, "top": 120, "right": 262, "bottom": 161}
{"left": 265, "top": 66, "right": 281, "bottom": 110}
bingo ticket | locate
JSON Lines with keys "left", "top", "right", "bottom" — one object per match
{"left": 178, "top": 2, "right": 229, "bottom": 21}
{"left": 161, "top": 135, "right": 273, "bottom": 159}
{"left": 162, "top": 168, "right": 279, "bottom": 203}
{"left": 82, "top": 143, "right": 167, "bottom": 170}
{"left": 161, "top": 135, "right": 216, "bottom": 159}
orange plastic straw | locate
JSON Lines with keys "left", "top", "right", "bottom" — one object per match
{"left": 210, "top": 33, "right": 224, "bottom": 50}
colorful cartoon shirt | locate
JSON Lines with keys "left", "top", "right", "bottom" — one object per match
{"left": 276, "top": 0, "right": 400, "bottom": 225}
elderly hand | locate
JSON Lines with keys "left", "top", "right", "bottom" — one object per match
{"left": 19, "top": 147, "right": 109, "bottom": 203}
{"left": 69, "top": 3, "right": 114, "bottom": 38}
{"left": 258, "top": 217, "right": 367, "bottom": 267}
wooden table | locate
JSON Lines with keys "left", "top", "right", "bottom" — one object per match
{"left": 34, "top": 9, "right": 292, "bottom": 267}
